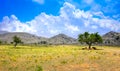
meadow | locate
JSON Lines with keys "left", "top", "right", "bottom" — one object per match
{"left": 0, "top": 45, "right": 120, "bottom": 71}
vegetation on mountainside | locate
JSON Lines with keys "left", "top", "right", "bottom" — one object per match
{"left": 12, "top": 36, "right": 22, "bottom": 47}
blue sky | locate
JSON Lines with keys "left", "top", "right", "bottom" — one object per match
{"left": 0, "top": 0, "right": 120, "bottom": 38}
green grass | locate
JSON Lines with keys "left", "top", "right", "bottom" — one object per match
{"left": 0, "top": 45, "right": 120, "bottom": 71}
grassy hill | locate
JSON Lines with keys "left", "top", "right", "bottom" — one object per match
{"left": 0, "top": 45, "right": 120, "bottom": 71}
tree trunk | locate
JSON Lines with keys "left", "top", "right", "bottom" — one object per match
{"left": 14, "top": 43, "right": 17, "bottom": 48}
{"left": 88, "top": 44, "right": 91, "bottom": 49}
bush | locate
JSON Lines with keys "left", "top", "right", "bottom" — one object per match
{"left": 36, "top": 65, "right": 43, "bottom": 71}
{"left": 0, "top": 40, "right": 2, "bottom": 44}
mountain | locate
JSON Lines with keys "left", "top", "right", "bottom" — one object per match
{"left": 0, "top": 31, "right": 120, "bottom": 45}
{"left": 48, "top": 34, "right": 78, "bottom": 44}
{"left": 102, "top": 31, "right": 120, "bottom": 46}
{"left": 0, "top": 32, "right": 78, "bottom": 45}
{"left": 0, "top": 31, "right": 8, "bottom": 34}
{"left": 0, "top": 32, "right": 47, "bottom": 44}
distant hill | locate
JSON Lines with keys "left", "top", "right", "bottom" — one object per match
{"left": 0, "top": 32, "right": 47, "bottom": 44}
{"left": 102, "top": 31, "right": 120, "bottom": 46}
{"left": 0, "top": 31, "right": 8, "bottom": 34}
{"left": 0, "top": 31, "right": 120, "bottom": 45}
{"left": 0, "top": 32, "right": 78, "bottom": 44}
{"left": 49, "top": 34, "right": 78, "bottom": 44}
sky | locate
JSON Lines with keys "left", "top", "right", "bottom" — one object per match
{"left": 0, "top": 0, "right": 120, "bottom": 38}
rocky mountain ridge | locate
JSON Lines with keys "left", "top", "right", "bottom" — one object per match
{"left": 0, "top": 32, "right": 78, "bottom": 44}
{"left": 49, "top": 34, "right": 78, "bottom": 44}
{"left": 0, "top": 32, "right": 47, "bottom": 44}
{"left": 0, "top": 31, "right": 120, "bottom": 45}
{"left": 102, "top": 31, "right": 120, "bottom": 46}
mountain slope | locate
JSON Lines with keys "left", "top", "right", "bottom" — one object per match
{"left": 0, "top": 32, "right": 78, "bottom": 45}
{"left": 0, "top": 31, "right": 8, "bottom": 34}
{"left": 0, "top": 32, "right": 47, "bottom": 44}
{"left": 102, "top": 31, "right": 120, "bottom": 45}
{"left": 0, "top": 31, "right": 120, "bottom": 45}
{"left": 49, "top": 34, "right": 78, "bottom": 44}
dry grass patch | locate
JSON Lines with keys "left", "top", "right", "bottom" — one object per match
{"left": 0, "top": 45, "right": 120, "bottom": 71}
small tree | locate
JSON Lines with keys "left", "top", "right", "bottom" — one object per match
{"left": 13, "top": 35, "right": 21, "bottom": 47}
{"left": 40, "top": 41, "right": 47, "bottom": 44}
{"left": 78, "top": 32, "right": 103, "bottom": 49}
{"left": 0, "top": 40, "right": 2, "bottom": 45}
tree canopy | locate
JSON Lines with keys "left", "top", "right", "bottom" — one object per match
{"left": 13, "top": 35, "right": 22, "bottom": 47}
{"left": 78, "top": 32, "right": 103, "bottom": 49}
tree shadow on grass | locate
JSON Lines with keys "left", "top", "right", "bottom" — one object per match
{"left": 10, "top": 46, "right": 33, "bottom": 49}
{"left": 80, "top": 47, "right": 103, "bottom": 50}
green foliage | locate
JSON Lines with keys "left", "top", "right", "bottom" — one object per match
{"left": 78, "top": 32, "right": 103, "bottom": 49}
{"left": 0, "top": 40, "right": 2, "bottom": 44}
{"left": 61, "top": 60, "right": 67, "bottom": 64}
{"left": 11, "top": 42, "right": 13, "bottom": 44}
{"left": 39, "top": 41, "right": 47, "bottom": 44}
{"left": 36, "top": 65, "right": 43, "bottom": 71}
{"left": 13, "top": 35, "right": 22, "bottom": 47}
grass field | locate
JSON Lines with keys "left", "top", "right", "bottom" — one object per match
{"left": 0, "top": 45, "right": 120, "bottom": 71}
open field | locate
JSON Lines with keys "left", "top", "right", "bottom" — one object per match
{"left": 0, "top": 45, "right": 120, "bottom": 71}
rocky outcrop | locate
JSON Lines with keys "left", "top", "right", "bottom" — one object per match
{"left": 102, "top": 31, "right": 120, "bottom": 46}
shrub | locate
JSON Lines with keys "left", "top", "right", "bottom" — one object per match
{"left": 36, "top": 65, "right": 43, "bottom": 71}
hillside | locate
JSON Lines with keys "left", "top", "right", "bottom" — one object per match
{"left": 0, "top": 31, "right": 8, "bottom": 34}
{"left": 0, "top": 31, "right": 120, "bottom": 45}
{"left": 49, "top": 34, "right": 78, "bottom": 44}
{"left": 102, "top": 31, "right": 120, "bottom": 46}
{"left": 0, "top": 32, "right": 78, "bottom": 44}
{"left": 0, "top": 32, "right": 47, "bottom": 44}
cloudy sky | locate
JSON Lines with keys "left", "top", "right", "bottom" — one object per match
{"left": 0, "top": 0, "right": 120, "bottom": 38}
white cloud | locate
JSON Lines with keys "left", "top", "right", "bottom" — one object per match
{"left": 0, "top": 2, "right": 120, "bottom": 37}
{"left": 73, "top": 9, "right": 92, "bottom": 19}
{"left": 33, "top": 0, "right": 44, "bottom": 4}
{"left": 92, "top": 18, "right": 120, "bottom": 31}
{"left": 65, "top": 23, "right": 79, "bottom": 33}
{"left": 0, "top": 15, "right": 36, "bottom": 33}
{"left": 50, "top": 30, "right": 60, "bottom": 35}
{"left": 91, "top": 25, "right": 98, "bottom": 29}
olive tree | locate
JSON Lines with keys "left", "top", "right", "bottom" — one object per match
{"left": 78, "top": 32, "right": 103, "bottom": 49}
{"left": 13, "top": 35, "right": 22, "bottom": 47}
